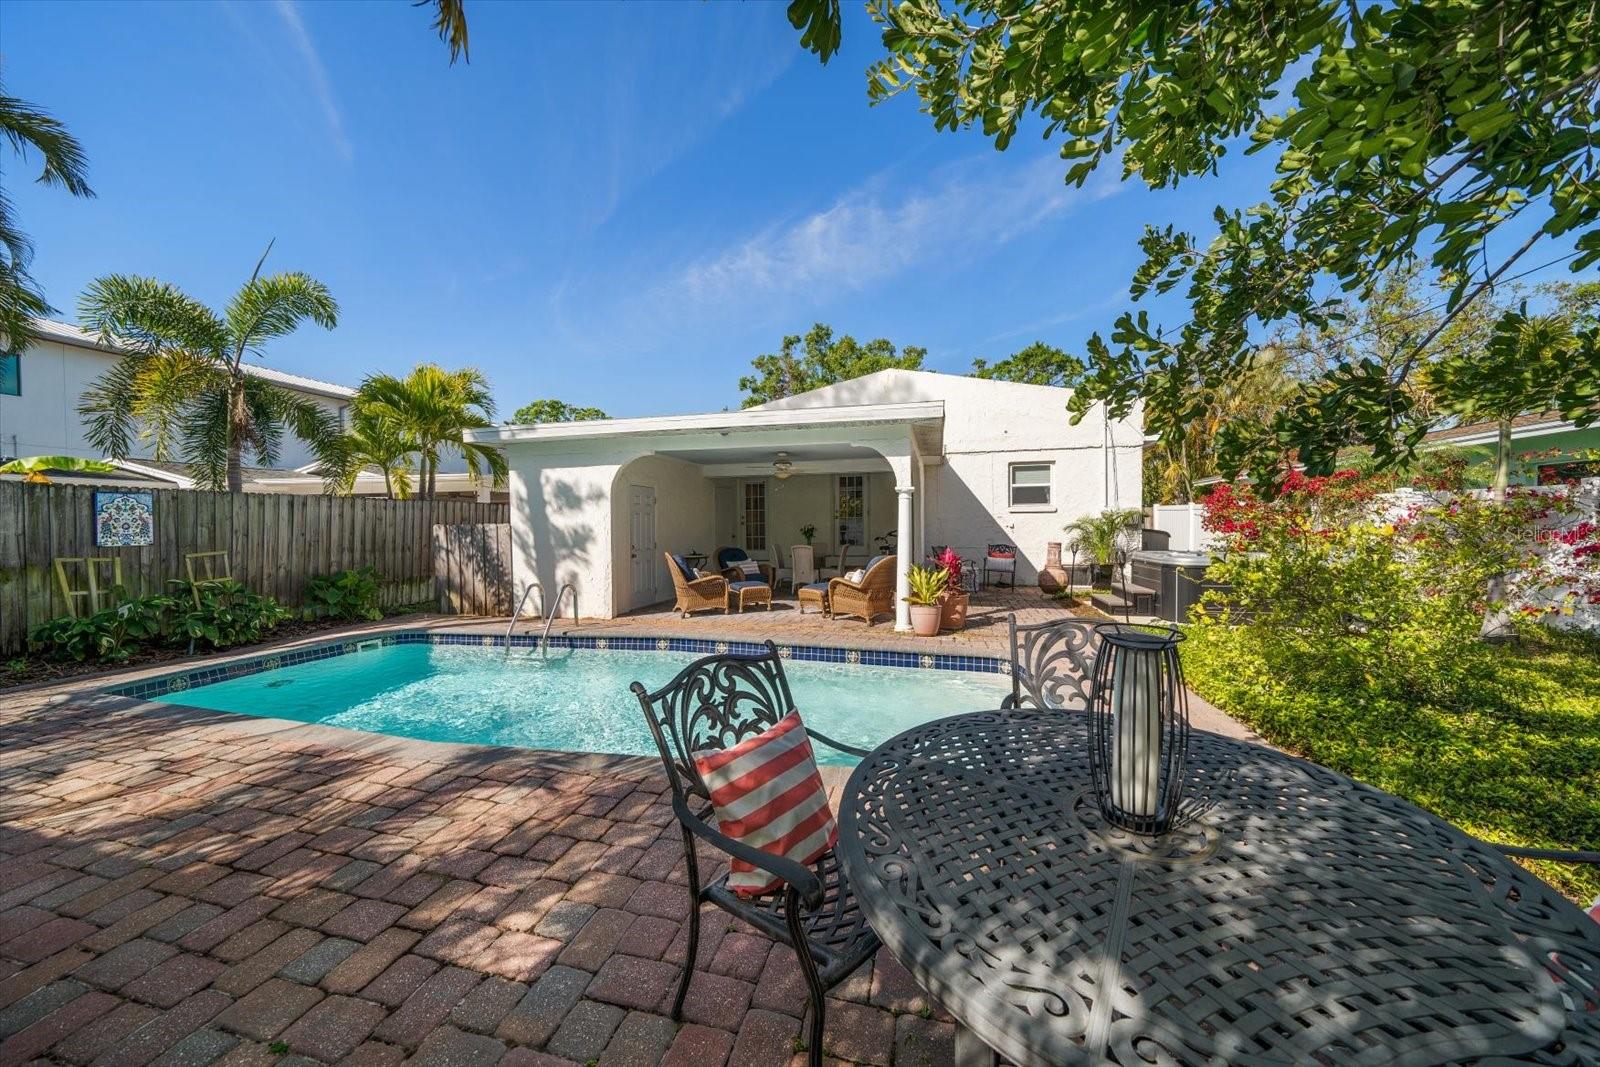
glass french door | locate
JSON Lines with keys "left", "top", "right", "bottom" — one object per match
{"left": 836, "top": 475, "right": 865, "bottom": 549}
{"left": 742, "top": 481, "right": 767, "bottom": 551}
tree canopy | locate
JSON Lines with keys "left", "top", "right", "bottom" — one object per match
{"left": 971, "top": 341, "right": 1083, "bottom": 387}
{"left": 511, "top": 399, "right": 609, "bottom": 424}
{"left": 792, "top": 0, "right": 1600, "bottom": 490}
{"left": 739, "top": 323, "right": 926, "bottom": 407}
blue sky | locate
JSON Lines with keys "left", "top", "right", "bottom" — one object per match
{"left": 7, "top": 2, "right": 1320, "bottom": 417}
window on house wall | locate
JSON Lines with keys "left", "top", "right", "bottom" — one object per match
{"left": 1009, "top": 462, "right": 1053, "bottom": 509}
{"left": 836, "top": 475, "right": 865, "bottom": 547}
{"left": 0, "top": 352, "right": 18, "bottom": 397}
{"left": 743, "top": 481, "right": 766, "bottom": 550}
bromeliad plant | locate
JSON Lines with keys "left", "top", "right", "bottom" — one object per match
{"left": 902, "top": 564, "right": 949, "bottom": 606}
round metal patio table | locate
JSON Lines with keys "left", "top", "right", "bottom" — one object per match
{"left": 835, "top": 709, "right": 1600, "bottom": 1066}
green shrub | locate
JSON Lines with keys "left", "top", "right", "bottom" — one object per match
{"left": 169, "top": 580, "right": 290, "bottom": 650}
{"left": 305, "top": 566, "right": 383, "bottom": 621}
{"left": 29, "top": 593, "right": 176, "bottom": 662}
{"left": 1188, "top": 470, "right": 1600, "bottom": 902}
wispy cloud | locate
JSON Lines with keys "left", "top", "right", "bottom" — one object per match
{"left": 672, "top": 153, "right": 1121, "bottom": 308}
{"left": 546, "top": 152, "right": 1123, "bottom": 358}
{"left": 272, "top": 0, "right": 351, "bottom": 161}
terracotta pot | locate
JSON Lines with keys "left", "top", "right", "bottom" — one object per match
{"left": 1038, "top": 541, "right": 1070, "bottom": 593}
{"left": 938, "top": 589, "right": 969, "bottom": 631}
{"left": 908, "top": 603, "right": 942, "bottom": 637}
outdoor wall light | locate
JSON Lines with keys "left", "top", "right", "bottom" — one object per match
{"left": 1088, "top": 624, "right": 1189, "bottom": 835}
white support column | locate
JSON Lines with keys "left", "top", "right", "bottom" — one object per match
{"left": 894, "top": 484, "right": 915, "bottom": 632}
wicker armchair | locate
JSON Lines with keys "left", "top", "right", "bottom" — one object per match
{"left": 666, "top": 553, "right": 727, "bottom": 617}
{"left": 716, "top": 546, "right": 775, "bottom": 585}
{"left": 828, "top": 554, "right": 896, "bottom": 626}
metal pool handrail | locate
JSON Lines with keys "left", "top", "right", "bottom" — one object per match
{"left": 538, "top": 583, "right": 578, "bottom": 657}
{"left": 504, "top": 582, "right": 544, "bottom": 657}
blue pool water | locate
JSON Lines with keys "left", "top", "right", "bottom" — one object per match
{"left": 152, "top": 644, "right": 1011, "bottom": 764}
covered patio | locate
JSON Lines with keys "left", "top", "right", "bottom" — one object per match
{"left": 473, "top": 403, "right": 947, "bottom": 632}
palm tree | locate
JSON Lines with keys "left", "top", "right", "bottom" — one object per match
{"left": 77, "top": 247, "right": 343, "bottom": 493}
{"left": 421, "top": 0, "right": 469, "bottom": 63}
{"left": 1, "top": 86, "right": 95, "bottom": 351}
{"left": 1063, "top": 508, "right": 1143, "bottom": 585}
{"left": 331, "top": 408, "right": 417, "bottom": 499}
{"left": 353, "top": 363, "right": 505, "bottom": 499}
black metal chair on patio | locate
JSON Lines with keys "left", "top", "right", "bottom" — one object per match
{"left": 1002, "top": 614, "right": 1103, "bottom": 711}
{"left": 630, "top": 642, "right": 882, "bottom": 1067}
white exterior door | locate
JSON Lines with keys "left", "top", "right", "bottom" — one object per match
{"left": 629, "top": 486, "right": 658, "bottom": 605}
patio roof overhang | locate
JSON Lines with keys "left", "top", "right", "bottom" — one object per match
{"left": 466, "top": 401, "right": 946, "bottom": 470}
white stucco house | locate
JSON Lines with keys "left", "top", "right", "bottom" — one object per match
{"left": 466, "top": 369, "right": 1143, "bottom": 631}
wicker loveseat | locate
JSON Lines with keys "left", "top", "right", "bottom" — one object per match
{"left": 666, "top": 553, "right": 727, "bottom": 617}
{"left": 828, "top": 554, "right": 896, "bottom": 625}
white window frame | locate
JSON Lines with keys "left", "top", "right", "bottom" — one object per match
{"left": 1008, "top": 461, "right": 1055, "bottom": 512}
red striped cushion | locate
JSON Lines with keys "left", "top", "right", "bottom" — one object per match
{"left": 693, "top": 712, "right": 837, "bottom": 897}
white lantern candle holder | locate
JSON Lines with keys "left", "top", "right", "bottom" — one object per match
{"left": 1087, "top": 624, "right": 1189, "bottom": 835}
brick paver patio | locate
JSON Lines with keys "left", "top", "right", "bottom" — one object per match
{"left": 0, "top": 674, "right": 957, "bottom": 1067}
{"left": 0, "top": 598, "right": 1255, "bottom": 1067}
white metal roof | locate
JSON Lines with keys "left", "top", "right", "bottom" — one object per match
{"left": 28, "top": 318, "right": 357, "bottom": 400}
{"left": 467, "top": 400, "right": 945, "bottom": 448}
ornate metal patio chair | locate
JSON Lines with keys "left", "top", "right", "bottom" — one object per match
{"left": 1002, "top": 614, "right": 1103, "bottom": 710}
{"left": 631, "top": 643, "right": 882, "bottom": 1067}
{"left": 665, "top": 552, "right": 727, "bottom": 617}
{"left": 827, "top": 554, "right": 896, "bottom": 625}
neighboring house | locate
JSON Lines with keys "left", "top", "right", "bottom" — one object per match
{"left": 466, "top": 369, "right": 1143, "bottom": 630}
{"left": 0, "top": 318, "right": 355, "bottom": 472}
{"left": 1421, "top": 412, "right": 1600, "bottom": 484}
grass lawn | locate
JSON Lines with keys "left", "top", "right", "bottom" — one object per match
{"left": 1182, "top": 625, "right": 1600, "bottom": 904}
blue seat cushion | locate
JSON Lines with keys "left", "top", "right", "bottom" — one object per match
{"left": 800, "top": 582, "right": 831, "bottom": 593}
{"left": 729, "top": 580, "right": 768, "bottom": 591}
{"left": 718, "top": 547, "right": 751, "bottom": 568}
{"left": 670, "top": 555, "right": 697, "bottom": 582}
{"left": 865, "top": 555, "right": 886, "bottom": 572}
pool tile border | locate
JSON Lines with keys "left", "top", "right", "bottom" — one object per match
{"left": 106, "top": 630, "right": 1010, "bottom": 701}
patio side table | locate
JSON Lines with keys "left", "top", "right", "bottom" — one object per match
{"left": 836, "top": 710, "right": 1600, "bottom": 1066}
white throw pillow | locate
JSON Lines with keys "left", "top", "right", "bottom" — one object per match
{"left": 845, "top": 568, "right": 866, "bottom": 583}
{"left": 736, "top": 559, "right": 762, "bottom": 577}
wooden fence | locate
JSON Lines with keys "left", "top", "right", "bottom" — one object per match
{"left": 0, "top": 481, "right": 508, "bottom": 655}
{"left": 433, "top": 523, "right": 514, "bottom": 617}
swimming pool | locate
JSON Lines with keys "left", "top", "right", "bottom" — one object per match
{"left": 139, "top": 640, "right": 1012, "bottom": 764}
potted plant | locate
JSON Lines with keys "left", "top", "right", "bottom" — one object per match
{"left": 904, "top": 564, "right": 948, "bottom": 637}
{"left": 1063, "top": 509, "right": 1142, "bottom": 587}
{"left": 934, "top": 547, "right": 969, "bottom": 631}
{"left": 800, "top": 524, "right": 817, "bottom": 546}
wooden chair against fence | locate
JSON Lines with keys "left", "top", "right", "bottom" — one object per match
{"left": 828, "top": 554, "right": 896, "bottom": 626}
{"left": 52, "top": 557, "right": 123, "bottom": 618}
{"left": 666, "top": 553, "right": 728, "bottom": 617}
{"left": 181, "top": 551, "right": 232, "bottom": 608}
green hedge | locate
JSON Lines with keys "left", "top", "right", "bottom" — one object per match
{"left": 1183, "top": 624, "right": 1600, "bottom": 904}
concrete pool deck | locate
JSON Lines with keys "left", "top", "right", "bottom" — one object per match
{"left": 0, "top": 613, "right": 1256, "bottom": 1067}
